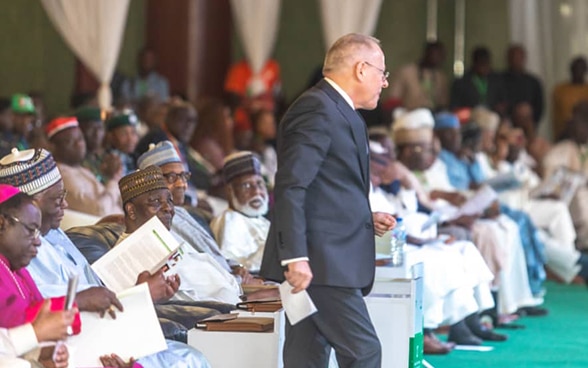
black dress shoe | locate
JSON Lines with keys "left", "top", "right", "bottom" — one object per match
{"left": 465, "top": 313, "right": 508, "bottom": 341}
{"left": 472, "top": 327, "right": 508, "bottom": 341}
{"left": 448, "top": 320, "right": 482, "bottom": 346}
{"left": 516, "top": 306, "right": 549, "bottom": 317}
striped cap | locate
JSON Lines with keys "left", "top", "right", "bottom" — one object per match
{"left": 222, "top": 151, "right": 262, "bottom": 183}
{"left": 137, "top": 141, "right": 181, "bottom": 169}
{"left": 45, "top": 117, "right": 79, "bottom": 140}
{"left": 0, "top": 148, "right": 61, "bottom": 195}
{"left": 118, "top": 165, "right": 168, "bottom": 204}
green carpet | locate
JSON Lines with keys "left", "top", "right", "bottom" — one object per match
{"left": 425, "top": 282, "right": 588, "bottom": 368}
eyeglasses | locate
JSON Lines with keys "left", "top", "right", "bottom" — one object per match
{"left": 162, "top": 172, "right": 191, "bottom": 184}
{"left": 236, "top": 180, "right": 266, "bottom": 192}
{"left": 6, "top": 215, "right": 41, "bottom": 239}
{"left": 364, "top": 61, "right": 389, "bottom": 82}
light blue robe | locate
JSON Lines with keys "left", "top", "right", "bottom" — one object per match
{"left": 27, "top": 229, "right": 210, "bottom": 367}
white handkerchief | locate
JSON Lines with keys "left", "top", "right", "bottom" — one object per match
{"left": 279, "top": 281, "right": 318, "bottom": 325}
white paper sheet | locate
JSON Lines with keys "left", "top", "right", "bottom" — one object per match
{"left": 278, "top": 281, "right": 317, "bottom": 325}
{"left": 91, "top": 216, "right": 181, "bottom": 293}
{"left": 453, "top": 345, "right": 494, "bottom": 352}
{"left": 67, "top": 283, "right": 167, "bottom": 367}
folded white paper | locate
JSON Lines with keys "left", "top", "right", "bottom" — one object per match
{"left": 67, "top": 283, "right": 167, "bottom": 367}
{"left": 278, "top": 281, "right": 317, "bottom": 325}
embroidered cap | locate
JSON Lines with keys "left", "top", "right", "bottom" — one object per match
{"left": 222, "top": 151, "right": 262, "bottom": 183}
{"left": 119, "top": 165, "right": 168, "bottom": 204}
{"left": 137, "top": 141, "right": 181, "bottom": 169}
{"left": 471, "top": 106, "right": 500, "bottom": 131}
{"left": 45, "top": 117, "right": 79, "bottom": 140}
{"left": 0, "top": 184, "right": 21, "bottom": 205}
{"left": 392, "top": 108, "right": 434, "bottom": 145}
{"left": 0, "top": 148, "right": 61, "bottom": 195}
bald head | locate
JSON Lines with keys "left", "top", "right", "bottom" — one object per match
{"left": 321, "top": 33, "right": 388, "bottom": 110}
{"left": 323, "top": 34, "right": 382, "bottom": 76}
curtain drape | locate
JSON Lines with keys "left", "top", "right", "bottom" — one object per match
{"left": 39, "top": 0, "right": 130, "bottom": 110}
{"left": 509, "top": 0, "right": 588, "bottom": 138}
{"left": 229, "top": 0, "right": 281, "bottom": 96}
{"left": 319, "top": 0, "right": 383, "bottom": 50}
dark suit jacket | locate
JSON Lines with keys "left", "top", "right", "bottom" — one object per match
{"left": 450, "top": 71, "right": 506, "bottom": 111}
{"left": 260, "top": 79, "right": 376, "bottom": 294}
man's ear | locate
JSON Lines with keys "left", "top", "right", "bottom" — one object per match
{"left": 125, "top": 202, "right": 136, "bottom": 220}
{"left": 355, "top": 60, "right": 366, "bottom": 81}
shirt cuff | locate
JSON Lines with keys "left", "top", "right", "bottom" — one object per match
{"left": 281, "top": 257, "right": 310, "bottom": 267}
{"left": 7, "top": 324, "right": 39, "bottom": 356}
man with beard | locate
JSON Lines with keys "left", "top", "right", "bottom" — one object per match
{"left": 211, "top": 152, "right": 269, "bottom": 272}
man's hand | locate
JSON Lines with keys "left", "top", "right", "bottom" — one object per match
{"left": 39, "top": 342, "right": 68, "bottom": 368}
{"left": 372, "top": 212, "right": 396, "bottom": 237}
{"left": 284, "top": 261, "right": 313, "bottom": 293}
{"left": 32, "top": 300, "right": 76, "bottom": 342}
{"left": 165, "top": 274, "right": 181, "bottom": 293}
{"left": 137, "top": 269, "right": 175, "bottom": 302}
{"left": 431, "top": 190, "right": 467, "bottom": 207}
{"left": 76, "top": 286, "right": 123, "bottom": 319}
{"left": 448, "top": 214, "right": 477, "bottom": 229}
{"left": 100, "top": 353, "right": 136, "bottom": 368}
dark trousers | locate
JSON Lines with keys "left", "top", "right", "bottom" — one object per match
{"left": 283, "top": 285, "right": 381, "bottom": 368}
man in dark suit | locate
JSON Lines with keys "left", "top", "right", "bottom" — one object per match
{"left": 450, "top": 46, "right": 507, "bottom": 115}
{"left": 260, "top": 33, "right": 396, "bottom": 367}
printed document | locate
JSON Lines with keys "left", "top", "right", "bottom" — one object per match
{"left": 91, "top": 216, "right": 181, "bottom": 293}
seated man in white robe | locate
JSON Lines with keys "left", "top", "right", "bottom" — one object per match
{"left": 369, "top": 147, "right": 505, "bottom": 350}
{"left": 390, "top": 109, "right": 544, "bottom": 322}
{"left": 137, "top": 141, "right": 274, "bottom": 304}
{"left": 543, "top": 101, "right": 588, "bottom": 251}
{"left": 117, "top": 166, "right": 242, "bottom": 304}
{"left": 211, "top": 152, "right": 270, "bottom": 272}
{"left": 465, "top": 114, "right": 588, "bottom": 285}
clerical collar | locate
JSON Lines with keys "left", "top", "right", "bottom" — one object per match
{"left": 324, "top": 78, "right": 355, "bottom": 109}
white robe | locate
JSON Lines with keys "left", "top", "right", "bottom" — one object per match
{"left": 479, "top": 152, "right": 581, "bottom": 283}
{"left": 422, "top": 158, "right": 542, "bottom": 313}
{"left": 370, "top": 186, "right": 494, "bottom": 328}
{"left": 211, "top": 209, "right": 270, "bottom": 272}
{"left": 543, "top": 141, "right": 588, "bottom": 249}
{"left": 170, "top": 240, "right": 242, "bottom": 305}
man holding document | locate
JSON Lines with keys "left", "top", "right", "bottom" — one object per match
{"left": 260, "top": 34, "right": 396, "bottom": 367}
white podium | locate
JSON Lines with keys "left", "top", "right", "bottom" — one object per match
{"left": 187, "top": 310, "right": 285, "bottom": 368}
{"left": 366, "top": 262, "right": 424, "bottom": 368}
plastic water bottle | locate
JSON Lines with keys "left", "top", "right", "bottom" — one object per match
{"left": 390, "top": 218, "right": 406, "bottom": 267}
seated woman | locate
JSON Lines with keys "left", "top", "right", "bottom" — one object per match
{"left": 0, "top": 184, "right": 74, "bottom": 368}
{"left": 0, "top": 184, "right": 138, "bottom": 368}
